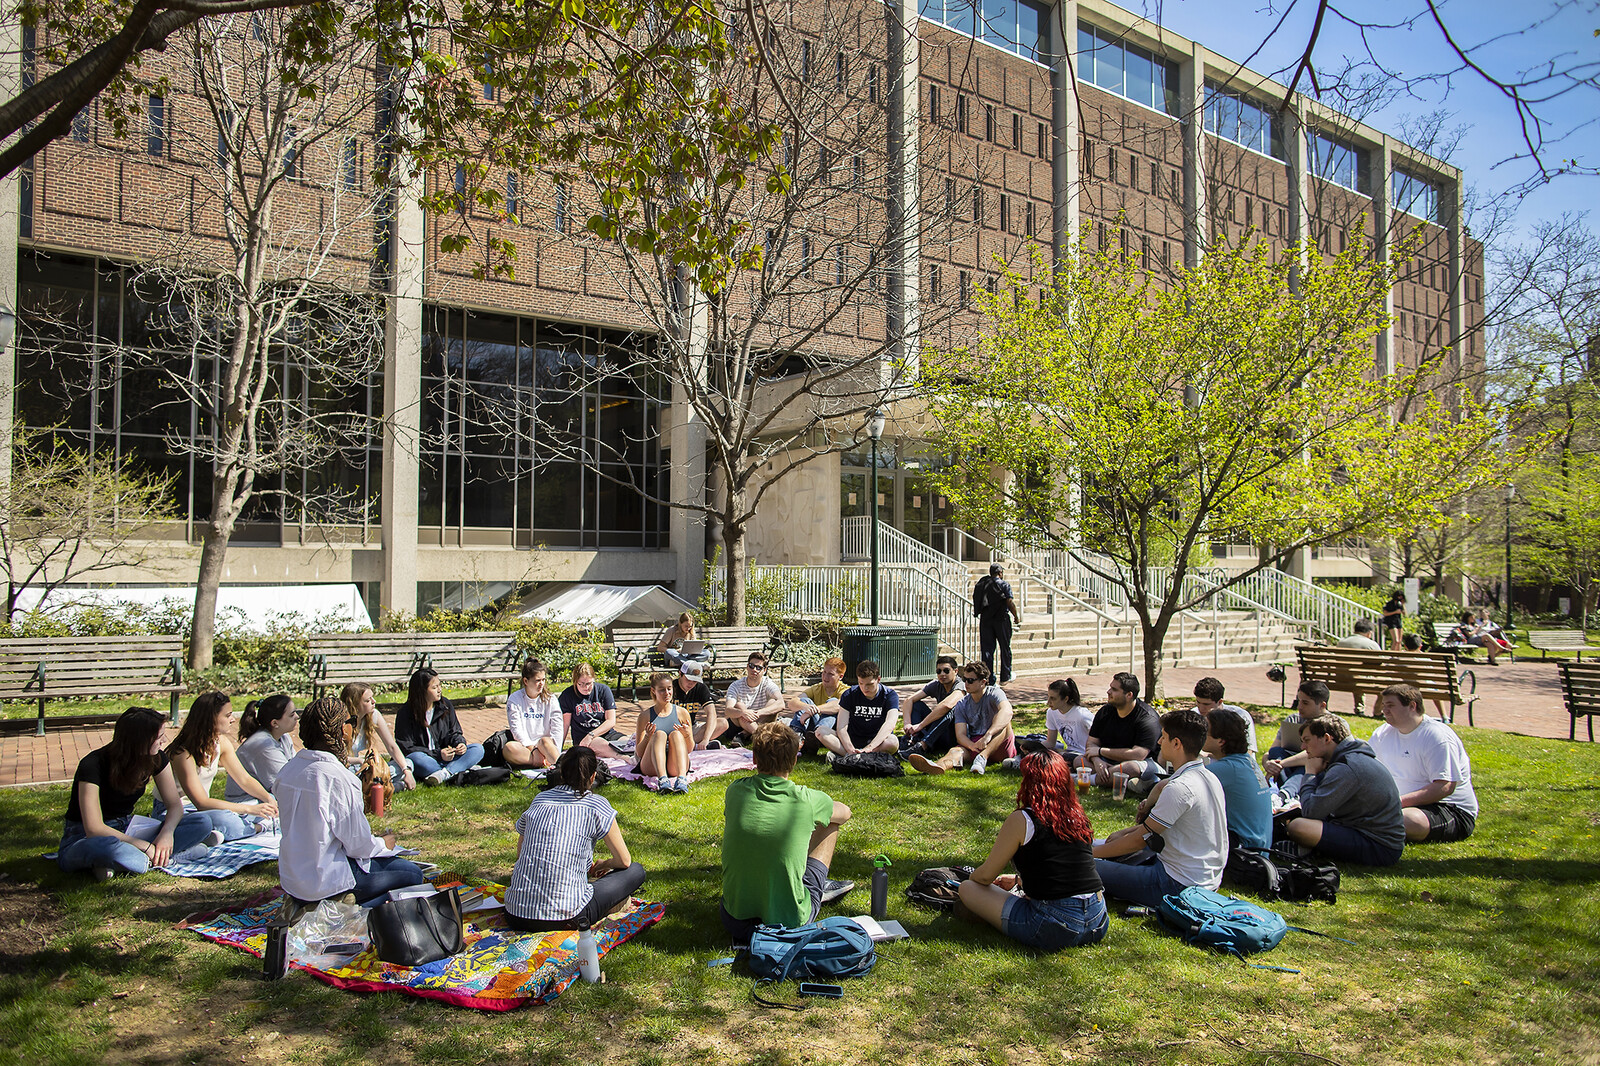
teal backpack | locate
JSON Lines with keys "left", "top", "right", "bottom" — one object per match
{"left": 1158, "top": 887, "right": 1289, "bottom": 957}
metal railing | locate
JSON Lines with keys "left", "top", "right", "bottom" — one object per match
{"left": 840, "top": 516, "right": 967, "bottom": 585}
{"left": 1225, "top": 568, "right": 1378, "bottom": 644}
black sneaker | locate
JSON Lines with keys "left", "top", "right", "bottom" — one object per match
{"left": 818, "top": 878, "right": 856, "bottom": 904}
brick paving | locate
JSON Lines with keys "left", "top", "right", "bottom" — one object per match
{"left": 2, "top": 658, "right": 1586, "bottom": 789}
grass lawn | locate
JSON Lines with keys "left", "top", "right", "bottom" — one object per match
{"left": 2, "top": 708, "right": 1597, "bottom": 1066}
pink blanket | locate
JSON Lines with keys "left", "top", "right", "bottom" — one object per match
{"left": 605, "top": 748, "right": 754, "bottom": 790}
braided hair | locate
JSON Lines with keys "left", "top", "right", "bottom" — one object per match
{"left": 299, "top": 697, "right": 351, "bottom": 761}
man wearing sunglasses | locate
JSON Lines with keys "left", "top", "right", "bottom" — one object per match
{"left": 899, "top": 655, "right": 963, "bottom": 761}
{"left": 907, "top": 662, "right": 1015, "bottom": 775}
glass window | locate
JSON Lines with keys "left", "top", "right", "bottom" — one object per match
{"left": 924, "top": 0, "right": 1045, "bottom": 61}
{"left": 1307, "top": 130, "right": 1369, "bottom": 193}
{"left": 1077, "top": 24, "right": 1178, "bottom": 115}
{"left": 1203, "top": 82, "right": 1285, "bottom": 160}
{"left": 1393, "top": 170, "right": 1438, "bottom": 223}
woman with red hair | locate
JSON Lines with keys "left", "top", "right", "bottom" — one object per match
{"left": 957, "top": 750, "right": 1108, "bottom": 950}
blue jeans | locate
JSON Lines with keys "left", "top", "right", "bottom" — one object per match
{"left": 1093, "top": 854, "right": 1188, "bottom": 910}
{"left": 1266, "top": 745, "right": 1305, "bottom": 780}
{"left": 406, "top": 744, "right": 485, "bottom": 779}
{"left": 904, "top": 699, "right": 956, "bottom": 755}
{"left": 57, "top": 813, "right": 214, "bottom": 876}
{"left": 349, "top": 856, "right": 429, "bottom": 904}
{"left": 1001, "top": 892, "right": 1109, "bottom": 950}
{"left": 151, "top": 800, "right": 256, "bottom": 842}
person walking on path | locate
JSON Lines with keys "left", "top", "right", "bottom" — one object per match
{"left": 974, "top": 563, "right": 1021, "bottom": 684}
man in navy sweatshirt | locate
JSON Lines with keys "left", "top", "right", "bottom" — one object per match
{"left": 1282, "top": 715, "right": 1405, "bottom": 866}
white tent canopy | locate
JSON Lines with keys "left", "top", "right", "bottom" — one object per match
{"left": 11, "top": 584, "right": 373, "bottom": 633}
{"left": 515, "top": 583, "right": 694, "bottom": 630}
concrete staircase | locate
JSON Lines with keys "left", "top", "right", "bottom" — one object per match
{"left": 965, "top": 610, "right": 1303, "bottom": 679}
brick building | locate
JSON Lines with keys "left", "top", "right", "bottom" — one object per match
{"left": 0, "top": 0, "right": 1480, "bottom": 620}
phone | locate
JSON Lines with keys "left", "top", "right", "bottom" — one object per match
{"left": 798, "top": 983, "right": 844, "bottom": 998}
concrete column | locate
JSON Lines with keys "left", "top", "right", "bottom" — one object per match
{"left": 1048, "top": 0, "right": 1080, "bottom": 261}
{"left": 886, "top": 0, "right": 921, "bottom": 389}
{"left": 1444, "top": 176, "right": 1466, "bottom": 382}
{"left": 670, "top": 279, "right": 709, "bottom": 603}
{"left": 1180, "top": 44, "right": 1206, "bottom": 267}
{"left": 1285, "top": 104, "right": 1309, "bottom": 288}
{"left": 379, "top": 79, "right": 425, "bottom": 618}
{"left": 0, "top": 17, "right": 21, "bottom": 498}
{"left": 1372, "top": 140, "right": 1395, "bottom": 378}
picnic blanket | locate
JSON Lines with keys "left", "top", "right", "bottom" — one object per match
{"left": 180, "top": 882, "right": 665, "bottom": 1010}
{"left": 605, "top": 747, "right": 755, "bottom": 790}
{"left": 43, "top": 816, "right": 281, "bottom": 879}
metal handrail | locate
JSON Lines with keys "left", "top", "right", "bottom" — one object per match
{"left": 840, "top": 516, "right": 967, "bottom": 584}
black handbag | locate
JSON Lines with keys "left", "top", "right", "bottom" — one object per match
{"left": 366, "top": 887, "right": 464, "bottom": 966}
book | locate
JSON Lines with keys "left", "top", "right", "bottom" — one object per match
{"left": 848, "top": 916, "right": 909, "bottom": 942}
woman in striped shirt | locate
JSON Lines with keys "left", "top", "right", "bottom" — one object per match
{"left": 503, "top": 747, "right": 647, "bottom": 931}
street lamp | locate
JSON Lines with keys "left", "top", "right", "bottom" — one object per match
{"left": 867, "top": 409, "right": 886, "bottom": 626}
{"left": 1505, "top": 484, "right": 1514, "bottom": 630}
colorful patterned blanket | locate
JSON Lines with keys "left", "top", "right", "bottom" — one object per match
{"left": 179, "top": 883, "right": 665, "bottom": 1010}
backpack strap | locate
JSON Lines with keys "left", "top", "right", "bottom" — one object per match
{"left": 750, "top": 980, "right": 808, "bottom": 1011}
{"left": 775, "top": 925, "right": 834, "bottom": 982}
{"left": 1285, "top": 924, "right": 1356, "bottom": 944}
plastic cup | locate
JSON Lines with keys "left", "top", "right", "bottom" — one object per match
{"left": 1076, "top": 767, "right": 1092, "bottom": 792}
{"left": 1112, "top": 772, "right": 1128, "bottom": 800}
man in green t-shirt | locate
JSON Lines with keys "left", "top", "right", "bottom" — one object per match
{"left": 720, "top": 721, "right": 855, "bottom": 943}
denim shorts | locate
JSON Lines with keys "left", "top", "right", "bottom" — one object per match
{"left": 1001, "top": 891, "right": 1109, "bottom": 951}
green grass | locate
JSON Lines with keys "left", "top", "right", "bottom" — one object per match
{"left": 2, "top": 707, "right": 1598, "bottom": 1066}
{"left": 0, "top": 683, "right": 506, "bottom": 722}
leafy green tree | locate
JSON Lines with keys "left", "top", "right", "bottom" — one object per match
{"left": 1519, "top": 449, "right": 1600, "bottom": 628}
{"left": 926, "top": 237, "right": 1514, "bottom": 697}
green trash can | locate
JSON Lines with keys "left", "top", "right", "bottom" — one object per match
{"left": 842, "top": 626, "right": 939, "bottom": 685}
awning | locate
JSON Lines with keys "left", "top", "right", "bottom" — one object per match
{"left": 11, "top": 584, "right": 373, "bottom": 633}
{"left": 514, "top": 583, "right": 694, "bottom": 630}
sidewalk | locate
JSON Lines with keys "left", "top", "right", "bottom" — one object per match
{"left": 2, "top": 659, "right": 1582, "bottom": 788}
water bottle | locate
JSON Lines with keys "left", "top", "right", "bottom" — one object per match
{"left": 576, "top": 924, "right": 601, "bottom": 983}
{"left": 870, "top": 854, "right": 891, "bottom": 920}
{"left": 367, "top": 780, "right": 386, "bottom": 817}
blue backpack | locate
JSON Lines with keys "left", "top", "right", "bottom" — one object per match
{"left": 1158, "top": 887, "right": 1289, "bottom": 957}
{"left": 746, "top": 917, "right": 877, "bottom": 981}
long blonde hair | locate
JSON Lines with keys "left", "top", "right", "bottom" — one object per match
{"left": 340, "top": 682, "right": 385, "bottom": 762}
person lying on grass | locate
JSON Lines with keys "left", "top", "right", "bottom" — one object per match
{"left": 159, "top": 691, "right": 278, "bottom": 842}
{"left": 957, "top": 750, "right": 1108, "bottom": 951}
{"left": 58, "top": 706, "right": 218, "bottom": 881}
{"left": 817, "top": 659, "right": 901, "bottom": 761}
{"left": 907, "top": 661, "right": 1015, "bottom": 775}
{"left": 1091, "top": 707, "right": 1228, "bottom": 910}
{"left": 635, "top": 671, "right": 693, "bottom": 794}
{"left": 504, "top": 746, "right": 647, "bottom": 934}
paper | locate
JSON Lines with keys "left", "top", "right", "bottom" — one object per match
{"left": 849, "top": 916, "right": 909, "bottom": 941}
{"left": 383, "top": 884, "right": 439, "bottom": 902}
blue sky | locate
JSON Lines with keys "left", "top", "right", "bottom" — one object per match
{"left": 1140, "top": 0, "right": 1597, "bottom": 244}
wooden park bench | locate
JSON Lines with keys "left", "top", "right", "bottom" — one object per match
{"left": 1296, "top": 645, "right": 1478, "bottom": 726}
{"left": 307, "top": 631, "right": 523, "bottom": 698}
{"left": 1556, "top": 660, "right": 1600, "bottom": 741}
{"left": 1528, "top": 630, "right": 1592, "bottom": 661}
{"left": 0, "top": 636, "right": 186, "bottom": 735}
{"left": 611, "top": 624, "right": 790, "bottom": 699}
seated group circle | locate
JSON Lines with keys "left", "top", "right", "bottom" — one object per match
{"left": 57, "top": 651, "right": 1477, "bottom": 954}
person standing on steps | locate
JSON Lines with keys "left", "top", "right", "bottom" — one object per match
{"left": 974, "top": 562, "right": 1021, "bottom": 684}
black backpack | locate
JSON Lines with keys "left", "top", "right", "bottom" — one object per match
{"left": 905, "top": 865, "right": 974, "bottom": 911}
{"left": 1224, "top": 844, "right": 1339, "bottom": 904}
{"left": 828, "top": 752, "right": 905, "bottom": 778}
{"left": 972, "top": 576, "right": 994, "bottom": 617}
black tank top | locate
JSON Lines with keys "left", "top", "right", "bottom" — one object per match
{"left": 1012, "top": 809, "right": 1102, "bottom": 900}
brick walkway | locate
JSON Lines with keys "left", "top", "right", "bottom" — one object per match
{"left": 2, "top": 659, "right": 1585, "bottom": 789}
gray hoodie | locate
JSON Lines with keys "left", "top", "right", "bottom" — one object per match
{"left": 1298, "top": 737, "right": 1405, "bottom": 855}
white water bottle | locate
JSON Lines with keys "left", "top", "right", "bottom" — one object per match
{"left": 576, "top": 925, "right": 600, "bottom": 983}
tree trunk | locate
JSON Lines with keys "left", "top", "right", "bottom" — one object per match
{"left": 725, "top": 514, "right": 748, "bottom": 626}
{"left": 189, "top": 471, "right": 241, "bottom": 669}
{"left": 1140, "top": 611, "right": 1172, "bottom": 703}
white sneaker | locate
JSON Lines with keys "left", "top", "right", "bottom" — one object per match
{"left": 970, "top": 754, "right": 987, "bottom": 775}
{"left": 91, "top": 865, "right": 117, "bottom": 882}
{"left": 202, "top": 829, "right": 226, "bottom": 848}
{"left": 1000, "top": 757, "right": 1020, "bottom": 771}
{"left": 424, "top": 769, "right": 449, "bottom": 787}
{"left": 824, "top": 751, "right": 836, "bottom": 764}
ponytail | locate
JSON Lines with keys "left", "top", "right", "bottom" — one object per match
{"left": 553, "top": 746, "right": 600, "bottom": 795}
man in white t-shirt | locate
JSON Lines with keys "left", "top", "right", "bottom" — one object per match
{"left": 504, "top": 658, "right": 562, "bottom": 769}
{"left": 721, "top": 651, "right": 785, "bottom": 743}
{"left": 1369, "top": 683, "right": 1479, "bottom": 843}
{"left": 1092, "top": 707, "right": 1227, "bottom": 909}
{"left": 1192, "top": 676, "right": 1256, "bottom": 755}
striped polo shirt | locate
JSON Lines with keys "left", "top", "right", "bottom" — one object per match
{"left": 506, "top": 787, "right": 617, "bottom": 922}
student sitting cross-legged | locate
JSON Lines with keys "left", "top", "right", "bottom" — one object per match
{"left": 957, "top": 750, "right": 1108, "bottom": 950}
{"left": 503, "top": 747, "right": 647, "bottom": 933}
{"left": 817, "top": 659, "right": 901, "bottom": 761}
{"left": 1092, "top": 707, "right": 1228, "bottom": 910}
{"left": 158, "top": 691, "right": 279, "bottom": 841}
{"left": 720, "top": 722, "right": 855, "bottom": 945}
{"left": 907, "top": 661, "right": 1015, "bottom": 775}
{"left": 275, "top": 698, "right": 427, "bottom": 905}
